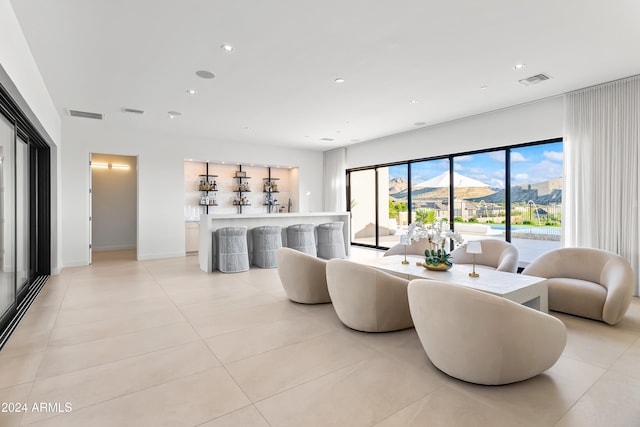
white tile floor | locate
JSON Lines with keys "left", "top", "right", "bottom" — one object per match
{"left": 0, "top": 249, "right": 639, "bottom": 426}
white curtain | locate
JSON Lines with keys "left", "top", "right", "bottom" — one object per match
{"left": 563, "top": 75, "right": 640, "bottom": 296}
{"left": 323, "top": 147, "right": 346, "bottom": 212}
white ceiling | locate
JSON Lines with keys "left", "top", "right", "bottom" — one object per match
{"left": 9, "top": 0, "right": 640, "bottom": 151}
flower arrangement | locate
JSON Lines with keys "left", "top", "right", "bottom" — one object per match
{"left": 407, "top": 219, "right": 464, "bottom": 268}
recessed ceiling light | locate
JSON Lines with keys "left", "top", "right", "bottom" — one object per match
{"left": 480, "top": 86, "right": 488, "bottom": 90}
{"left": 186, "top": 89, "right": 197, "bottom": 95}
{"left": 168, "top": 111, "right": 182, "bottom": 119}
{"left": 243, "top": 126, "right": 250, "bottom": 131}
{"left": 334, "top": 78, "right": 345, "bottom": 83}
{"left": 196, "top": 70, "right": 216, "bottom": 79}
{"left": 513, "top": 63, "right": 526, "bottom": 70}
{"left": 221, "top": 44, "right": 235, "bottom": 52}
{"left": 410, "top": 99, "right": 418, "bottom": 104}
{"left": 320, "top": 138, "right": 335, "bottom": 141}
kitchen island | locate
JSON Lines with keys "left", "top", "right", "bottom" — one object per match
{"left": 199, "top": 212, "right": 350, "bottom": 272}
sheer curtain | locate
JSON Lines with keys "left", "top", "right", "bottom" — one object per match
{"left": 323, "top": 147, "right": 346, "bottom": 212}
{"left": 564, "top": 75, "right": 640, "bottom": 296}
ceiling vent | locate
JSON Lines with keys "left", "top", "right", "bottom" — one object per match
{"left": 122, "top": 108, "right": 145, "bottom": 115}
{"left": 66, "top": 109, "right": 104, "bottom": 120}
{"left": 518, "top": 73, "right": 551, "bottom": 86}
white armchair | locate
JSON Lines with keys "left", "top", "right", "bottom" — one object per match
{"left": 276, "top": 247, "right": 330, "bottom": 304}
{"left": 522, "top": 248, "right": 634, "bottom": 325}
{"left": 450, "top": 239, "right": 519, "bottom": 273}
{"left": 326, "top": 259, "right": 413, "bottom": 332}
{"left": 408, "top": 279, "right": 567, "bottom": 385}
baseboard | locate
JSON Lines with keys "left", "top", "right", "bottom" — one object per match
{"left": 92, "top": 244, "right": 137, "bottom": 252}
{"left": 137, "top": 252, "right": 186, "bottom": 261}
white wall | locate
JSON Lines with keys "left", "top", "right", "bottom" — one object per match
{"left": 0, "top": 0, "right": 62, "bottom": 273}
{"left": 61, "top": 118, "right": 324, "bottom": 266}
{"left": 345, "top": 97, "right": 564, "bottom": 169}
{"left": 91, "top": 153, "right": 137, "bottom": 252}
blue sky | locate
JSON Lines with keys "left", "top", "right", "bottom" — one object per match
{"left": 389, "top": 141, "right": 563, "bottom": 188}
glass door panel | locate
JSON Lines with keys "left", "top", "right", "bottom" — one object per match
{"left": 16, "top": 136, "right": 29, "bottom": 292}
{"left": 349, "top": 169, "right": 376, "bottom": 245}
{"left": 452, "top": 151, "right": 505, "bottom": 242}
{"left": 410, "top": 159, "right": 451, "bottom": 226}
{"left": 0, "top": 115, "right": 15, "bottom": 317}
{"left": 379, "top": 165, "right": 407, "bottom": 249}
{"left": 510, "top": 142, "right": 563, "bottom": 263}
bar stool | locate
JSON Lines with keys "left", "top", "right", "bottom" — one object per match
{"left": 216, "top": 227, "right": 250, "bottom": 273}
{"left": 286, "top": 224, "right": 317, "bottom": 256}
{"left": 317, "top": 221, "right": 346, "bottom": 259}
{"left": 251, "top": 226, "right": 282, "bottom": 268}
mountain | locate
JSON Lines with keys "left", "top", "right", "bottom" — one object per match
{"left": 414, "top": 171, "right": 490, "bottom": 188}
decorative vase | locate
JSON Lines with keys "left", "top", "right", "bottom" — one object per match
{"left": 422, "top": 262, "right": 452, "bottom": 271}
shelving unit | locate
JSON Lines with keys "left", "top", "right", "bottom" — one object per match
{"left": 233, "top": 168, "right": 251, "bottom": 213}
{"left": 263, "top": 171, "right": 280, "bottom": 213}
{"left": 198, "top": 169, "right": 219, "bottom": 213}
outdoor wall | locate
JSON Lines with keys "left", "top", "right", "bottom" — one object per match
{"left": 345, "top": 97, "right": 564, "bottom": 170}
{"left": 61, "top": 118, "right": 323, "bottom": 266}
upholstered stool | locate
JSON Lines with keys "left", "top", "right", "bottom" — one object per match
{"left": 251, "top": 226, "right": 282, "bottom": 268}
{"left": 286, "top": 224, "right": 317, "bottom": 256}
{"left": 317, "top": 222, "right": 346, "bottom": 259}
{"left": 216, "top": 227, "right": 250, "bottom": 273}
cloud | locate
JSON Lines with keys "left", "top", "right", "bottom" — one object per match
{"left": 511, "top": 173, "right": 531, "bottom": 185}
{"left": 510, "top": 152, "right": 526, "bottom": 162}
{"left": 455, "top": 155, "right": 473, "bottom": 162}
{"left": 544, "top": 151, "right": 563, "bottom": 162}
{"left": 490, "top": 178, "right": 505, "bottom": 189}
{"left": 454, "top": 163, "right": 464, "bottom": 171}
{"left": 489, "top": 152, "right": 505, "bottom": 162}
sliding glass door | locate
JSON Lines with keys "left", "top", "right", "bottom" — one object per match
{"left": 0, "top": 115, "right": 15, "bottom": 317}
{"left": 16, "top": 135, "right": 29, "bottom": 292}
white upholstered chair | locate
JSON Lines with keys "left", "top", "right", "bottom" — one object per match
{"left": 384, "top": 238, "right": 429, "bottom": 257}
{"left": 522, "top": 248, "right": 634, "bottom": 325}
{"left": 275, "top": 247, "right": 330, "bottom": 304}
{"left": 450, "top": 239, "right": 519, "bottom": 273}
{"left": 408, "top": 279, "right": 566, "bottom": 385}
{"left": 326, "top": 259, "right": 413, "bottom": 332}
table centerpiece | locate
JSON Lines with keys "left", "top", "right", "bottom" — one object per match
{"left": 407, "top": 219, "right": 463, "bottom": 271}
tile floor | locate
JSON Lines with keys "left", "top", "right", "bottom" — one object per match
{"left": 0, "top": 249, "right": 639, "bottom": 426}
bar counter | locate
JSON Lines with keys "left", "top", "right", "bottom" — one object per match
{"left": 199, "top": 212, "right": 350, "bottom": 272}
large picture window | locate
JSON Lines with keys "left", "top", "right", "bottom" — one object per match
{"left": 346, "top": 138, "right": 563, "bottom": 265}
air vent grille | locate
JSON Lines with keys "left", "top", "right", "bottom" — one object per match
{"left": 67, "top": 109, "right": 104, "bottom": 120}
{"left": 518, "top": 73, "right": 551, "bottom": 86}
{"left": 123, "top": 108, "right": 145, "bottom": 115}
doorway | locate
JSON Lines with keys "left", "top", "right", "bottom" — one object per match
{"left": 90, "top": 153, "right": 137, "bottom": 262}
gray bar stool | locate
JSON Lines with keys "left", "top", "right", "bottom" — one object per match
{"left": 216, "top": 226, "right": 250, "bottom": 273}
{"left": 252, "top": 225, "right": 282, "bottom": 268}
{"left": 317, "top": 221, "right": 346, "bottom": 259}
{"left": 286, "top": 224, "right": 317, "bottom": 256}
